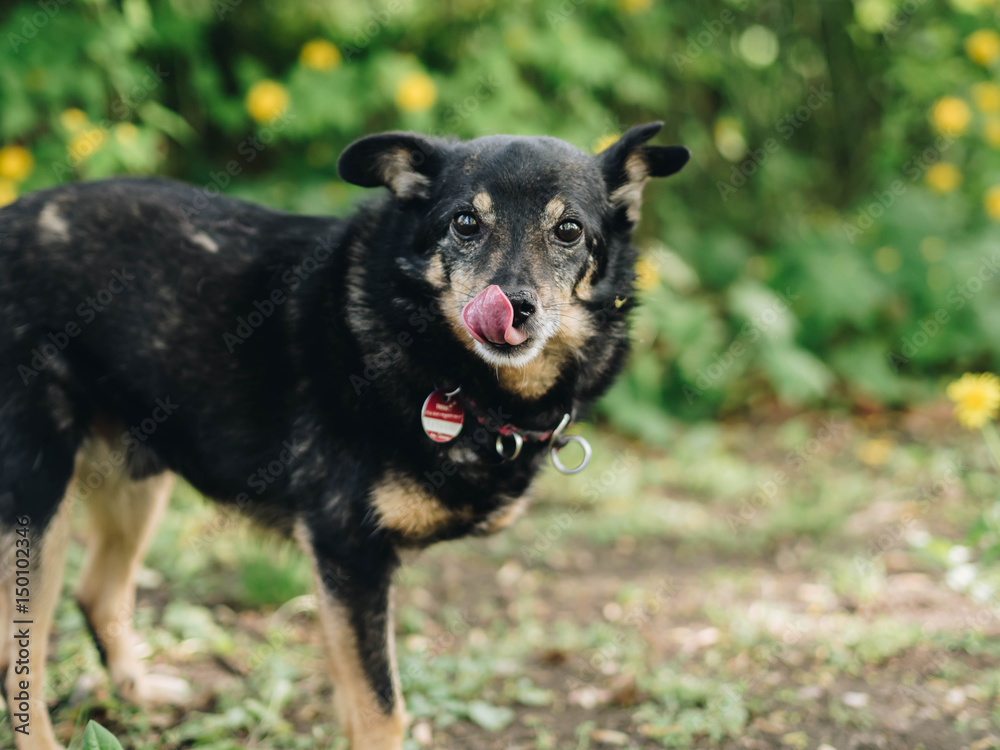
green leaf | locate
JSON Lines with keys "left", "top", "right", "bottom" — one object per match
{"left": 465, "top": 701, "right": 515, "bottom": 731}
{"left": 82, "top": 721, "right": 125, "bottom": 750}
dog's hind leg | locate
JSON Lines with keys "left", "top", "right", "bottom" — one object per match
{"left": 0, "top": 374, "right": 84, "bottom": 750}
{"left": 1, "top": 496, "right": 74, "bottom": 750}
{"left": 73, "top": 443, "right": 183, "bottom": 706}
{"left": 296, "top": 520, "right": 405, "bottom": 750}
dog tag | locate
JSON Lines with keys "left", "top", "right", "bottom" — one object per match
{"left": 421, "top": 389, "right": 464, "bottom": 442}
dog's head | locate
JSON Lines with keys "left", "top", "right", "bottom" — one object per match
{"left": 338, "top": 124, "right": 689, "bottom": 400}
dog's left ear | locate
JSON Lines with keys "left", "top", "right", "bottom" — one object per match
{"left": 337, "top": 131, "right": 447, "bottom": 199}
{"left": 598, "top": 122, "right": 690, "bottom": 222}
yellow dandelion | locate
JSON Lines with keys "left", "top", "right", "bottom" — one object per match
{"left": 60, "top": 108, "right": 89, "bottom": 133}
{"left": 300, "top": 39, "right": 342, "bottom": 72}
{"left": 68, "top": 127, "right": 106, "bottom": 162}
{"left": 593, "top": 133, "right": 620, "bottom": 154}
{"left": 924, "top": 162, "right": 962, "bottom": 193}
{"left": 857, "top": 438, "right": 895, "bottom": 467}
{"left": 972, "top": 82, "right": 1000, "bottom": 113}
{"left": 984, "top": 116, "right": 1000, "bottom": 147}
{"left": 635, "top": 256, "right": 660, "bottom": 291}
{"left": 0, "top": 145, "right": 35, "bottom": 183}
{"left": 966, "top": 29, "right": 1000, "bottom": 67}
{"left": 947, "top": 373, "right": 1000, "bottom": 430}
{"left": 985, "top": 185, "right": 1000, "bottom": 219}
{"left": 394, "top": 72, "right": 437, "bottom": 113}
{"left": 930, "top": 96, "right": 972, "bottom": 136}
{"left": 114, "top": 122, "right": 139, "bottom": 146}
{"left": 0, "top": 178, "right": 17, "bottom": 207}
{"left": 245, "top": 80, "right": 290, "bottom": 123}
{"left": 618, "top": 0, "right": 653, "bottom": 13}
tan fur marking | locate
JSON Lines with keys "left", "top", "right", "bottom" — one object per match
{"left": 371, "top": 473, "right": 468, "bottom": 539}
{"left": 476, "top": 497, "right": 529, "bottom": 535}
{"left": 296, "top": 522, "right": 406, "bottom": 750}
{"left": 610, "top": 152, "right": 650, "bottom": 222}
{"left": 542, "top": 197, "right": 566, "bottom": 228}
{"left": 472, "top": 191, "right": 495, "bottom": 224}
{"left": 3, "top": 490, "right": 73, "bottom": 750}
{"left": 425, "top": 253, "right": 446, "bottom": 289}
{"left": 497, "top": 297, "right": 596, "bottom": 399}
{"left": 38, "top": 201, "right": 70, "bottom": 243}
{"left": 574, "top": 256, "right": 598, "bottom": 301}
{"left": 75, "top": 439, "right": 178, "bottom": 706}
{"left": 378, "top": 149, "right": 430, "bottom": 199}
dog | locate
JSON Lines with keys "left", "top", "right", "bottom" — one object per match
{"left": 0, "top": 122, "right": 688, "bottom": 749}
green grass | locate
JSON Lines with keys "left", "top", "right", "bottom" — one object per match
{"left": 4, "top": 410, "right": 1000, "bottom": 749}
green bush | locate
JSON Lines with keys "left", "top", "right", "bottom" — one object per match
{"left": 1, "top": 0, "right": 998, "bottom": 426}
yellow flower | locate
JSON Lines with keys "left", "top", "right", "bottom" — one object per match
{"left": 947, "top": 372, "right": 1000, "bottom": 430}
{"left": 114, "top": 122, "right": 139, "bottom": 146}
{"left": 300, "top": 39, "right": 342, "bottom": 72}
{"left": 618, "top": 0, "right": 653, "bottom": 13}
{"left": 924, "top": 162, "right": 962, "bottom": 193}
{"left": 245, "top": 80, "right": 289, "bottom": 123}
{"left": 394, "top": 72, "right": 437, "bottom": 113}
{"left": 985, "top": 115, "right": 1000, "bottom": 147}
{"left": 635, "top": 256, "right": 660, "bottom": 291}
{"left": 593, "top": 133, "right": 620, "bottom": 154}
{"left": 0, "top": 145, "right": 34, "bottom": 182}
{"left": 966, "top": 29, "right": 1000, "bottom": 67}
{"left": 0, "top": 178, "right": 17, "bottom": 207}
{"left": 60, "top": 108, "right": 89, "bottom": 133}
{"left": 857, "top": 438, "right": 895, "bottom": 467}
{"left": 985, "top": 185, "right": 1000, "bottom": 219}
{"left": 930, "top": 96, "right": 972, "bottom": 136}
{"left": 68, "top": 127, "right": 106, "bottom": 162}
{"left": 972, "top": 82, "right": 1000, "bottom": 113}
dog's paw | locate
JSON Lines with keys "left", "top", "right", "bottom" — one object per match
{"left": 129, "top": 673, "right": 192, "bottom": 707}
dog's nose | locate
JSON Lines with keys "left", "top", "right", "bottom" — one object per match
{"left": 505, "top": 289, "right": 538, "bottom": 328}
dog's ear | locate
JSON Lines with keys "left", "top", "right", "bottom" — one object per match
{"left": 597, "top": 122, "right": 690, "bottom": 222}
{"left": 337, "top": 131, "right": 447, "bottom": 199}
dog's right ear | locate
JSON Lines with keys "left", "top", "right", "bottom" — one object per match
{"left": 337, "top": 131, "right": 446, "bottom": 200}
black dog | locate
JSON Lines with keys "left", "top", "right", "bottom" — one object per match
{"left": 0, "top": 122, "right": 688, "bottom": 749}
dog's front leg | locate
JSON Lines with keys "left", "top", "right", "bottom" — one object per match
{"left": 296, "top": 521, "right": 405, "bottom": 750}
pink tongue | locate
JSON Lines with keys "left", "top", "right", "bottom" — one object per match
{"left": 461, "top": 285, "right": 529, "bottom": 346}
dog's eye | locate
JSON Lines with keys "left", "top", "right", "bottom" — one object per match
{"left": 452, "top": 213, "right": 480, "bottom": 237}
{"left": 554, "top": 220, "right": 583, "bottom": 243}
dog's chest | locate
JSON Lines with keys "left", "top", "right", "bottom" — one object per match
{"left": 368, "top": 470, "right": 528, "bottom": 544}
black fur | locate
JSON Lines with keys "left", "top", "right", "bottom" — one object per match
{"left": 0, "top": 124, "right": 688, "bottom": 733}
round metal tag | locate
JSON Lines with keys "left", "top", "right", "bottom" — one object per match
{"left": 421, "top": 389, "right": 464, "bottom": 443}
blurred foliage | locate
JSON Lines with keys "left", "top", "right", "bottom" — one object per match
{"left": 1, "top": 0, "right": 1000, "bottom": 430}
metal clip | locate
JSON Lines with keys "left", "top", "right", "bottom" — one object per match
{"left": 495, "top": 431, "right": 524, "bottom": 461}
{"left": 548, "top": 413, "right": 592, "bottom": 474}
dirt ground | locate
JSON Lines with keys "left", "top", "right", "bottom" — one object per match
{"left": 3, "top": 406, "right": 1000, "bottom": 749}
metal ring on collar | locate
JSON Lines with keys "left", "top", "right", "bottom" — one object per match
{"left": 495, "top": 432, "right": 524, "bottom": 461}
{"left": 548, "top": 412, "right": 592, "bottom": 474}
{"left": 551, "top": 434, "right": 592, "bottom": 474}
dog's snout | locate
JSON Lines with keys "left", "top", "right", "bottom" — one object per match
{"left": 505, "top": 289, "right": 538, "bottom": 328}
